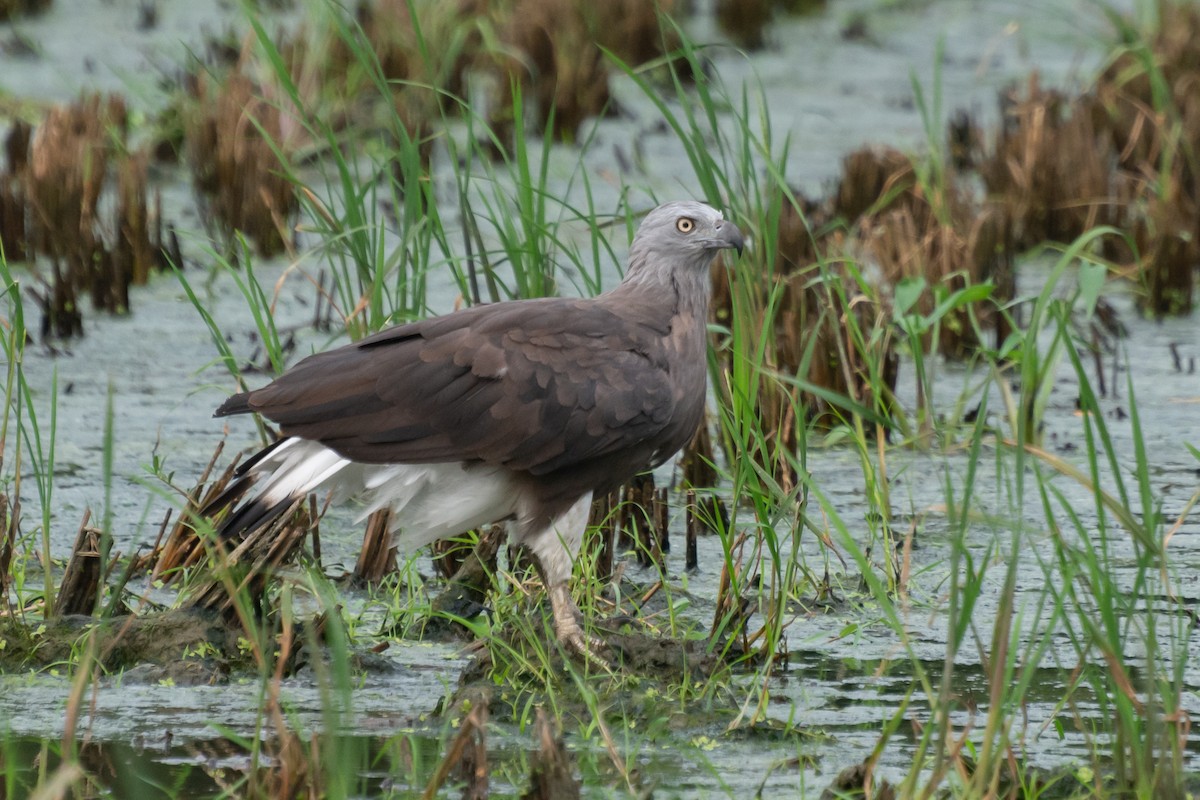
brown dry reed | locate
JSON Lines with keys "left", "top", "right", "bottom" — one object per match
{"left": 703, "top": 144, "right": 1013, "bottom": 483}
{"left": 3, "top": 95, "right": 174, "bottom": 339}
{"left": 489, "top": 0, "right": 683, "bottom": 143}
{"left": 310, "top": 0, "right": 681, "bottom": 152}
{"left": 184, "top": 65, "right": 298, "bottom": 258}
{"left": 843, "top": 147, "right": 1014, "bottom": 356}
{"left": 982, "top": 76, "right": 1117, "bottom": 250}
{"left": 0, "top": 122, "right": 32, "bottom": 263}
{"left": 983, "top": 5, "right": 1200, "bottom": 318}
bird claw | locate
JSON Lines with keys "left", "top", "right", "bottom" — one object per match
{"left": 548, "top": 582, "right": 610, "bottom": 669}
{"left": 557, "top": 619, "right": 611, "bottom": 670}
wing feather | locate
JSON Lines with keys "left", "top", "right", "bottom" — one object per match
{"left": 225, "top": 296, "right": 680, "bottom": 478}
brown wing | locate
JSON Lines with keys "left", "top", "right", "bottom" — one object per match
{"left": 216, "top": 296, "right": 678, "bottom": 475}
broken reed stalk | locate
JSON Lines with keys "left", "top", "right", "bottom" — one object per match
{"left": 351, "top": 508, "right": 398, "bottom": 585}
{"left": 587, "top": 490, "right": 617, "bottom": 583}
{"left": 53, "top": 510, "right": 106, "bottom": 617}
{"left": 152, "top": 442, "right": 236, "bottom": 581}
{"left": 679, "top": 420, "right": 719, "bottom": 490}
{"left": 181, "top": 500, "right": 313, "bottom": 618}
{"left": 421, "top": 701, "right": 489, "bottom": 800}
{"left": 521, "top": 708, "right": 581, "bottom": 800}
{"left": 685, "top": 508, "right": 698, "bottom": 571}
{"left": 617, "top": 473, "right": 669, "bottom": 570}
{"left": 152, "top": 445, "right": 316, "bottom": 617}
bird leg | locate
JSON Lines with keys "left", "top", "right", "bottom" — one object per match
{"left": 518, "top": 493, "right": 610, "bottom": 667}
{"left": 547, "top": 581, "right": 608, "bottom": 667}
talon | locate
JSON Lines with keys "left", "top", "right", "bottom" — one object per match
{"left": 548, "top": 582, "right": 610, "bottom": 668}
{"left": 558, "top": 623, "right": 610, "bottom": 670}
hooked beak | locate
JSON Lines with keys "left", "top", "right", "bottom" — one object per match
{"left": 706, "top": 219, "right": 745, "bottom": 256}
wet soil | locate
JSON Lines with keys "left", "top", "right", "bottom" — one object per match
{"left": 0, "top": 609, "right": 237, "bottom": 680}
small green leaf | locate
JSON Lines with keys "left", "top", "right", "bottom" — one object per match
{"left": 1077, "top": 259, "right": 1107, "bottom": 317}
{"left": 893, "top": 276, "right": 926, "bottom": 318}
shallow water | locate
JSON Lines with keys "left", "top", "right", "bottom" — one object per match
{"left": 3, "top": 0, "right": 1199, "bottom": 797}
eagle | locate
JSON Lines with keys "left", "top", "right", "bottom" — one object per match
{"left": 207, "top": 201, "right": 744, "bottom": 660}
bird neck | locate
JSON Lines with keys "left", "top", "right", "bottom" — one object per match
{"left": 614, "top": 252, "right": 713, "bottom": 323}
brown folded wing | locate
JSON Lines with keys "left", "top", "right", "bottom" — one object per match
{"left": 216, "top": 296, "right": 677, "bottom": 478}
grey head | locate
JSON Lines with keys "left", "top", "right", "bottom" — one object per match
{"left": 623, "top": 201, "right": 745, "bottom": 288}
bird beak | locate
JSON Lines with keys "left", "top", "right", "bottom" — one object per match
{"left": 707, "top": 220, "right": 745, "bottom": 256}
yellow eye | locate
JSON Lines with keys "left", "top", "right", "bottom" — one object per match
{"left": 676, "top": 217, "right": 695, "bottom": 233}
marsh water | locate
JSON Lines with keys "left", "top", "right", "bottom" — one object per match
{"left": 2, "top": 0, "right": 1199, "bottom": 796}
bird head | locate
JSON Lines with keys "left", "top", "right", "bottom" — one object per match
{"left": 627, "top": 201, "right": 745, "bottom": 275}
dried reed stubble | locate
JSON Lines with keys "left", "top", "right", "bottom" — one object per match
{"left": 0, "top": 122, "right": 31, "bottom": 261}
{"left": 834, "top": 147, "right": 914, "bottom": 224}
{"left": 982, "top": 76, "right": 1117, "bottom": 250}
{"left": 351, "top": 508, "right": 399, "bottom": 585}
{"left": 0, "top": 495, "right": 13, "bottom": 607}
{"left": 184, "top": 69, "right": 297, "bottom": 257}
{"left": 486, "top": 0, "right": 682, "bottom": 144}
{"left": 1090, "top": 11, "right": 1200, "bottom": 315}
{"left": 182, "top": 501, "right": 314, "bottom": 617}
{"left": 11, "top": 95, "right": 169, "bottom": 335}
{"left": 843, "top": 147, "right": 1013, "bottom": 356}
{"left": 115, "top": 151, "right": 157, "bottom": 287}
{"left": 320, "top": 0, "right": 482, "bottom": 162}
{"left": 1094, "top": 3, "right": 1200, "bottom": 179}
{"left": 296, "top": 0, "right": 678, "bottom": 156}
{"left": 25, "top": 96, "right": 118, "bottom": 331}
{"left": 348, "top": 0, "right": 484, "bottom": 97}
{"left": 152, "top": 443, "right": 238, "bottom": 582}
{"left": 1133, "top": 188, "right": 1197, "bottom": 315}
{"left": 53, "top": 512, "right": 106, "bottom": 617}
{"left": 522, "top": 708, "right": 580, "bottom": 800}
{"left": 679, "top": 420, "right": 719, "bottom": 491}
{"left": 715, "top": 0, "right": 772, "bottom": 48}
{"left": 716, "top": 0, "right": 825, "bottom": 49}
{"left": 489, "top": 0, "right": 611, "bottom": 144}
{"left": 588, "top": 0, "right": 681, "bottom": 69}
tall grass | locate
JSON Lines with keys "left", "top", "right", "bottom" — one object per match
{"left": 612, "top": 14, "right": 1196, "bottom": 796}
{"left": 0, "top": 256, "right": 59, "bottom": 616}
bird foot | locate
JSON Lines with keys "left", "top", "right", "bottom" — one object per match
{"left": 548, "top": 583, "right": 610, "bottom": 669}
